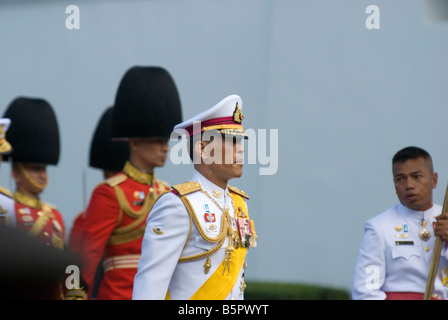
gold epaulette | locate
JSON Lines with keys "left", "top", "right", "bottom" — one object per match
{"left": 228, "top": 185, "right": 249, "bottom": 199}
{"left": 172, "top": 181, "right": 201, "bottom": 196}
{"left": 0, "top": 186, "right": 12, "bottom": 198}
{"left": 156, "top": 179, "right": 170, "bottom": 190}
{"left": 43, "top": 201, "right": 58, "bottom": 210}
{"left": 105, "top": 173, "right": 127, "bottom": 187}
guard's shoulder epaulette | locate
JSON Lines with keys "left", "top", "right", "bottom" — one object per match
{"left": 171, "top": 181, "right": 201, "bottom": 196}
{"left": 228, "top": 185, "right": 249, "bottom": 199}
{"left": 43, "top": 201, "right": 58, "bottom": 210}
{"left": 156, "top": 179, "right": 170, "bottom": 190}
{"left": 0, "top": 186, "right": 12, "bottom": 198}
{"left": 105, "top": 173, "right": 127, "bottom": 187}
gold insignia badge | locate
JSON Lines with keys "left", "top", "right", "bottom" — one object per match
{"left": 237, "top": 206, "right": 246, "bottom": 218}
{"left": 152, "top": 227, "right": 164, "bottom": 235}
{"left": 419, "top": 229, "right": 431, "bottom": 241}
{"left": 232, "top": 102, "right": 244, "bottom": 124}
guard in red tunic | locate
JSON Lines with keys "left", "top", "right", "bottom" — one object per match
{"left": 68, "top": 106, "right": 129, "bottom": 258}
{"left": 2, "top": 97, "right": 66, "bottom": 299}
{"left": 2, "top": 97, "right": 65, "bottom": 250}
{"left": 78, "top": 66, "right": 183, "bottom": 300}
{"left": 67, "top": 106, "right": 129, "bottom": 299}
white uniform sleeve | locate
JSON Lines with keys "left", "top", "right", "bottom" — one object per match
{"left": 442, "top": 242, "right": 448, "bottom": 257}
{"left": 352, "top": 220, "right": 387, "bottom": 300}
{"left": 133, "top": 192, "right": 190, "bottom": 300}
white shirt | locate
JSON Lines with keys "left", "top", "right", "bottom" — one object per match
{"left": 133, "top": 170, "right": 247, "bottom": 300}
{"left": 352, "top": 203, "right": 448, "bottom": 299}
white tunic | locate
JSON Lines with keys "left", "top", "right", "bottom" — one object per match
{"left": 352, "top": 203, "right": 448, "bottom": 299}
{"left": 0, "top": 189, "right": 15, "bottom": 228}
{"left": 133, "top": 170, "right": 247, "bottom": 300}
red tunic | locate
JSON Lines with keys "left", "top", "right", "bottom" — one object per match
{"left": 67, "top": 211, "right": 85, "bottom": 256}
{"left": 79, "top": 162, "right": 170, "bottom": 300}
{"left": 13, "top": 191, "right": 66, "bottom": 250}
{"left": 12, "top": 191, "right": 66, "bottom": 299}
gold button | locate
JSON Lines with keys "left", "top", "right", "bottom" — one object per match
{"left": 424, "top": 246, "right": 430, "bottom": 252}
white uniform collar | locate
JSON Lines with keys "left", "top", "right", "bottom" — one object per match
{"left": 397, "top": 203, "right": 437, "bottom": 221}
{"left": 192, "top": 170, "right": 228, "bottom": 204}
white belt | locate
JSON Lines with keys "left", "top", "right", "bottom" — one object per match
{"left": 102, "top": 254, "right": 141, "bottom": 273}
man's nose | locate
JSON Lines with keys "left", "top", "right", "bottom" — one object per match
{"left": 405, "top": 178, "right": 415, "bottom": 189}
{"left": 236, "top": 142, "right": 245, "bottom": 154}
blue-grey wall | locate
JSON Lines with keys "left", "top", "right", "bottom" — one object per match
{"left": 1, "top": 0, "right": 447, "bottom": 292}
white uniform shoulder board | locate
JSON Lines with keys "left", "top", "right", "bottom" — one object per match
{"left": 172, "top": 181, "right": 201, "bottom": 196}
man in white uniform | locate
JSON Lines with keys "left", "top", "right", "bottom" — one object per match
{"left": 352, "top": 146, "right": 448, "bottom": 300}
{"left": 133, "top": 94, "right": 257, "bottom": 300}
{"left": 0, "top": 118, "right": 15, "bottom": 227}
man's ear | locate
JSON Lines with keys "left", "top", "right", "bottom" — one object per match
{"left": 128, "top": 138, "right": 139, "bottom": 152}
{"left": 433, "top": 172, "right": 438, "bottom": 189}
{"left": 194, "top": 140, "right": 206, "bottom": 162}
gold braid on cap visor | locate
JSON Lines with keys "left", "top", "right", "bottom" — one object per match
{"left": 18, "top": 163, "right": 48, "bottom": 192}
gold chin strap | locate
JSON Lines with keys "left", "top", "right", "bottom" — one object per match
{"left": 18, "top": 163, "right": 48, "bottom": 192}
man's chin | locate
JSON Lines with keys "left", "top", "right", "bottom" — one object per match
{"left": 232, "top": 166, "right": 243, "bottom": 179}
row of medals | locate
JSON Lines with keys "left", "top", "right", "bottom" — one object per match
{"left": 229, "top": 206, "right": 256, "bottom": 249}
{"left": 395, "top": 219, "right": 431, "bottom": 241}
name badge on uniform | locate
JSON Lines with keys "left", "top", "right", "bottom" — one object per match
{"left": 395, "top": 241, "right": 414, "bottom": 246}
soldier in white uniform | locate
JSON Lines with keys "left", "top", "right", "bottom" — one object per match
{"left": 0, "top": 118, "right": 15, "bottom": 228}
{"left": 133, "top": 94, "right": 257, "bottom": 300}
{"left": 352, "top": 146, "right": 448, "bottom": 300}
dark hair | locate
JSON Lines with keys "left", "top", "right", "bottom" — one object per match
{"left": 187, "top": 132, "right": 240, "bottom": 162}
{"left": 392, "top": 146, "right": 433, "bottom": 172}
